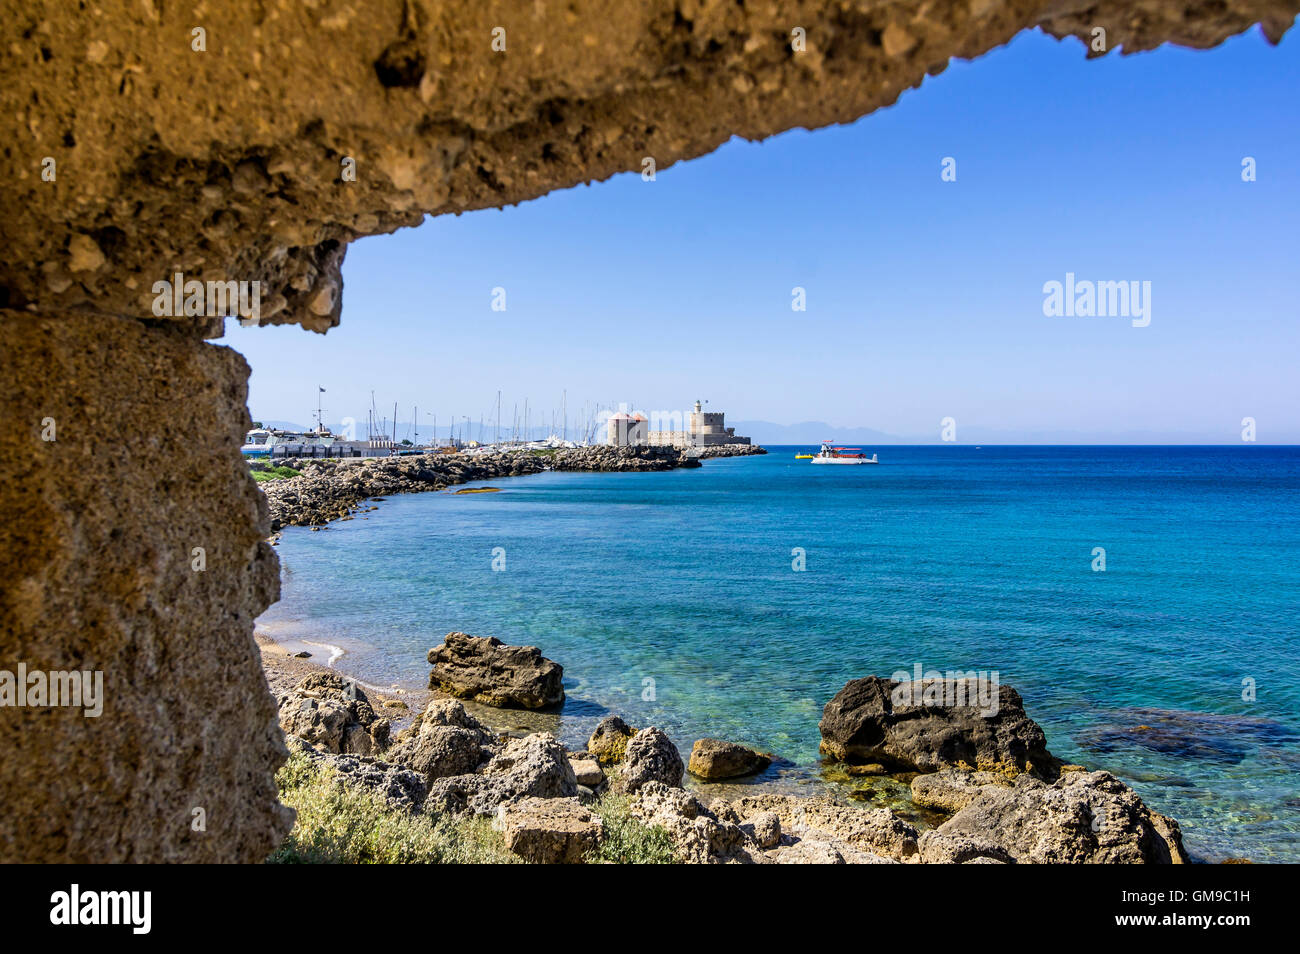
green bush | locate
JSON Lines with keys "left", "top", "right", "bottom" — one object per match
{"left": 267, "top": 751, "right": 518, "bottom": 864}
{"left": 586, "top": 793, "right": 680, "bottom": 864}
{"left": 251, "top": 464, "right": 301, "bottom": 482}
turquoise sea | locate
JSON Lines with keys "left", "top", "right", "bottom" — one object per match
{"left": 259, "top": 446, "right": 1300, "bottom": 862}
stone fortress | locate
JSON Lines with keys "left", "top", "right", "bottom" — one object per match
{"left": 607, "top": 401, "right": 751, "bottom": 449}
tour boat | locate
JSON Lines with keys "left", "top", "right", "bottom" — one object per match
{"left": 809, "top": 441, "right": 878, "bottom": 465}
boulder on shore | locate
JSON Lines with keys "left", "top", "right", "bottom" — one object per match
{"left": 911, "top": 768, "right": 1012, "bottom": 813}
{"left": 427, "top": 631, "right": 564, "bottom": 710}
{"left": 286, "top": 736, "right": 427, "bottom": 813}
{"left": 688, "top": 738, "right": 772, "bottom": 780}
{"left": 619, "top": 727, "right": 685, "bottom": 792}
{"left": 277, "top": 672, "right": 391, "bottom": 756}
{"left": 424, "top": 733, "right": 577, "bottom": 818}
{"left": 917, "top": 770, "right": 1189, "bottom": 864}
{"left": 501, "top": 797, "right": 603, "bottom": 864}
{"left": 385, "top": 699, "right": 496, "bottom": 783}
{"left": 818, "top": 675, "right": 1059, "bottom": 777}
{"left": 587, "top": 715, "right": 636, "bottom": 763}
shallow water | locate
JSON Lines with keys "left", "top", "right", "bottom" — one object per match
{"left": 259, "top": 445, "right": 1300, "bottom": 861}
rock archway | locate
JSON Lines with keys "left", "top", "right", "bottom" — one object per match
{"left": 2, "top": 1, "right": 1295, "bottom": 861}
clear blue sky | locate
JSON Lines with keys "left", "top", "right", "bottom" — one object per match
{"left": 221, "top": 26, "right": 1300, "bottom": 443}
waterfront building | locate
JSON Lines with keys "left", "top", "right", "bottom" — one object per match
{"left": 606, "top": 411, "right": 648, "bottom": 447}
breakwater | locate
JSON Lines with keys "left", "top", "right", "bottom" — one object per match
{"left": 261, "top": 444, "right": 765, "bottom": 529}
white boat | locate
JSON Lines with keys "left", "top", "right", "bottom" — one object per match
{"left": 809, "top": 441, "right": 878, "bottom": 465}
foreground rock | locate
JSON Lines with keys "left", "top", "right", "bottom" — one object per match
{"left": 688, "top": 738, "right": 772, "bottom": 780}
{"left": 917, "top": 770, "right": 1188, "bottom": 864}
{"left": 819, "top": 676, "right": 1059, "bottom": 777}
{"left": 385, "top": 700, "right": 496, "bottom": 783}
{"left": 631, "top": 782, "right": 752, "bottom": 863}
{"left": 501, "top": 797, "right": 604, "bottom": 863}
{"left": 911, "top": 768, "right": 1012, "bottom": 813}
{"left": 424, "top": 733, "right": 577, "bottom": 818}
{"left": 277, "top": 672, "right": 391, "bottom": 756}
{"left": 619, "top": 728, "right": 685, "bottom": 792}
{"left": 427, "top": 632, "right": 564, "bottom": 710}
{"left": 286, "top": 737, "right": 428, "bottom": 813}
{"left": 727, "top": 793, "right": 919, "bottom": 861}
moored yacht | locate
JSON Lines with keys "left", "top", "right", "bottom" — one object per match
{"left": 809, "top": 441, "right": 878, "bottom": 465}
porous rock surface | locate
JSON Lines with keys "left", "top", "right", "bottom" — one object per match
{"left": 619, "top": 727, "right": 686, "bottom": 792}
{"left": 4, "top": 1, "right": 1294, "bottom": 863}
{"left": 277, "top": 672, "right": 392, "bottom": 756}
{"left": 588, "top": 715, "right": 637, "bottom": 763}
{"left": 3, "top": 2, "right": 1295, "bottom": 330}
{"left": 501, "top": 796, "right": 604, "bottom": 863}
{"left": 916, "top": 769, "right": 1189, "bottom": 864}
{"left": 0, "top": 314, "right": 290, "bottom": 862}
{"left": 428, "top": 631, "right": 565, "bottom": 710}
{"left": 688, "top": 737, "right": 772, "bottom": 779}
{"left": 386, "top": 698, "right": 498, "bottom": 783}
{"left": 819, "top": 675, "right": 1060, "bottom": 776}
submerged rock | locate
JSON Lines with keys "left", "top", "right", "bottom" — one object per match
{"left": 819, "top": 675, "right": 1059, "bottom": 777}
{"left": 917, "top": 770, "right": 1188, "bottom": 864}
{"left": 688, "top": 738, "right": 772, "bottom": 780}
{"left": 427, "top": 631, "right": 564, "bottom": 710}
{"left": 1077, "top": 706, "right": 1294, "bottom": 764}
{"left": 619, "top": 728, "right": 685, "bottom": 792}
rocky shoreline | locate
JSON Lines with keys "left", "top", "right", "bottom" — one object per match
{"left": 260, "top": 444, "right": 767, "bottom": 530}
{"left": 267, "top": 632, "right": 1190, "bottom": 865}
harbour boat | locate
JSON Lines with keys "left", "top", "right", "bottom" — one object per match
{"left": 809, "top": 441, "right": 878, "bottom": 465}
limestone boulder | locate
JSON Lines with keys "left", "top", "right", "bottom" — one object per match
{"left": 688, "top": 738, "right": 772, "bottom": 780}
{"left": 386, "top": 699, "right": 496, "bottom": 783}
{"left": 730, "top": 793, "right": 919, "bottom": 861}
{"left": 629, "top": 781, "right": 751, "bottom": 864}
{"left": 287, "top": 737, "right": 427, "bottom": 813}
{"left": 619, "top": 728, "right": 685, "bottom": 793}
{"left": 424, "top": 733, "right": 577, "bottom": 818}
{"left": 501, "top": 797, "right": 603, "bottom": 863}
{"left": 740, "top": 811, "right": 782, "bottom": 849}
{"left": 568, "top": 758, "right": 605, "bottom": 788}
{"left": 911, "top": 768, "right": 1013, "bottom": 813}
{"left": 917, "top": 770, "right": 1189, "bottom": 864}
{"left": 819, "top": 675, "right": 1059, "bottom": 776}
{"left": 427, "top": 632, "right": 564, "bottom": 710}
{"left": 587, "top": 716, "right": 636, "bottom": 763}
{"left": 277, "top": 672, "right": 391, "bottom": 756}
